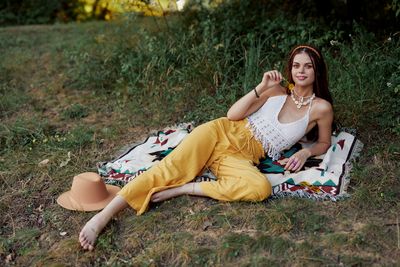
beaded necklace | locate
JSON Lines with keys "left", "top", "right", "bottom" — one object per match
{"left": 290, "top": 89, "right": 315, "bottom": 109}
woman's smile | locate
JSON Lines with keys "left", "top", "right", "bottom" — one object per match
{"left": 296, "top": 75, "right": 307, "bottom": 80}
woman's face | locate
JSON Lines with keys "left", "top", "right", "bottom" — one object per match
{"left": 291, "top": 52, "right": 315, "bottom": 88}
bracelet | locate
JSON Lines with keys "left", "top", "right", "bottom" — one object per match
{"left": 254, "top": 88, "right": 260, "bottom": 98}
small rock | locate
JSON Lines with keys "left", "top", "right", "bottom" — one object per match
{"left": 37, "top": 216, "right": 45, "bottom": 227}
{"left": 59, "top": 231, "right": 67, "bottom": 236}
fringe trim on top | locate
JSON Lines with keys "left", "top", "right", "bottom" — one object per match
{"left": 246, "top": 119, "right": 290, "bottom": 161}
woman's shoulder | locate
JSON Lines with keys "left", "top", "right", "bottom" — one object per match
{"left": 312, "top": 97, "right": 333, "bottom": 116}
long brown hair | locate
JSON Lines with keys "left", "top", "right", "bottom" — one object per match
{"left": 284, "top": 45, "right": 334, "bottom": 140}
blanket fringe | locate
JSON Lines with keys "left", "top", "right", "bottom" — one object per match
{"left": 271, "top": 190, "right": 351, "bottom": 201}
{"left": 339, "top": 138, "right": 364, "bottom": 195}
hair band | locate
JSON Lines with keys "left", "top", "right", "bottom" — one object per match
{"left": 291, "top": 45, "right": 321, "bottom": 58}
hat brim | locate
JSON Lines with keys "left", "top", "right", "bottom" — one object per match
{"left": 57, "top": 184, "right": 120, "bottom": 211}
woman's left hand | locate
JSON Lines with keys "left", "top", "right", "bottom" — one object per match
{"left": 284, "top": 149, "right": 311, "bottom": 172}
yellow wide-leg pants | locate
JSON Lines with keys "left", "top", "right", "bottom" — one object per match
{"left": 118, "top": 117, "right": 271, "bottom": 215}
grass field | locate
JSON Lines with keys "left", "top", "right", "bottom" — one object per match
{"left": 0, "top": 15, "right": 399, "bottom": 266}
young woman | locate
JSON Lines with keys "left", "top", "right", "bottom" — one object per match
{"left": 79, "top": 45, "right": 334, "bottom": 250}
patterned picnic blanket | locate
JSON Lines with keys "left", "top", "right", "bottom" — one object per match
{"left": 97, "top": 123, "right": 363, "bottom": 201}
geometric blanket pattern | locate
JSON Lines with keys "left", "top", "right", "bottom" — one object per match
{"left": 97, "top": 123, "right": 363, "bottom": 201}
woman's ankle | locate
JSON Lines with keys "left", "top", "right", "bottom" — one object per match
{"left": 183, "top": 183, "right": 196, "bottom": 195}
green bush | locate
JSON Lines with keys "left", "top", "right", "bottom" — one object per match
{"left": 327, "top": 27, "right": 400, "bottom": 135}
{"left": 62, "top": 1, "right": 399, "bottom": 134}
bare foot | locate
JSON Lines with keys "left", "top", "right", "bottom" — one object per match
{"left": 79, "top": 213, "right": 108, "bottom": 250}
{"left": 151, "top": 184, "right": 188, "bottom": 202}
{"left": 78, "top": 195, "right": 129, "bottom": 251}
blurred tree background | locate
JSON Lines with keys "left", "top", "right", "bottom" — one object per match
{"left": 0, "top": 0, "right": 175, "bottom": 25}
{"left": 0, "top": 0, "right": 399, "bottom": 35}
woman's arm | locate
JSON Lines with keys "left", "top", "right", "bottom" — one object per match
{"left": 285, "top": 100, "right": 334, "bottom": 172}
{"left": 227, "top": 70, "right": 284, "bottom": 121}
{"left": 303, "top": 104, "right": 333, "bottom": 157}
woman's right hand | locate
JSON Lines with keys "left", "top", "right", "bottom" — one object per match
{"left": 227, "top": 70, "right": 283, "bottom": 120}
{"left": 257, "top": 70, "right": 283, "bottom": 93}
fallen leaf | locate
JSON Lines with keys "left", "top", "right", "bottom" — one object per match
{"left": 59, "top": 152, "right": 71, "bottom": 167}
{"left": 38, "top": 159, "right": 50, "bottom": 167}
{"left": 36, "top": 204, "right": 44, "bottom": 212}
{"left": 202, "top": 221, "right": 212, "bottom": 231}
{"left": 5, "top": 254, "right": 13, "bottom": 263}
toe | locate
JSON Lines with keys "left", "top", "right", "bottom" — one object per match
{"left": 83, "top": 242, "right": 91, "bottom": 250}
{"left": 80, "top": 239, "right": 88, "bottom": 248}
{"left": 80, "top": 236, "right": 92, "bottom": 248}
{"left": 79, "top": 233, "right": 85, "bottom": 243}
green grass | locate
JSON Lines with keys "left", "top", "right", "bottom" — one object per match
{"left": 0, "top": 10, "right": 399, "bottom": 266}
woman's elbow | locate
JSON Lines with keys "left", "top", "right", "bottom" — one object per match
{"left": 226, "top": 110, "right": 238, "bottom": 121}
{"left": 226, "top": 112, "right": 243, "bottom": 121}
{"left": 226, "top": 115, "right": 238, "bottom": 121}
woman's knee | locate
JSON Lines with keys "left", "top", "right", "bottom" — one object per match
{"left": 201, "top": 117, "right": 229, "bottom": 129}
{"left": 251, "top": 176, "right": 272, "bottom": 201}
{"left": 193, "top": 119, "right": 218, "bottom": 133}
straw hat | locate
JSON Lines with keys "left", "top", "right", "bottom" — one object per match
{"left": 57, "top": 172, "right": 120, "bottom": 211}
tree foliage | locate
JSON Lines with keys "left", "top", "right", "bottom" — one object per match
{"left": 0, "top": 0, "right": 176, "bottom": 25}
{"left": 0, "top": 0, "right": 399, "bottom": 33}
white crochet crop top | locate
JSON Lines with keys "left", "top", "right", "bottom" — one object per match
{"left": 247, "top": 94, "right": 312, "bottom": 160}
